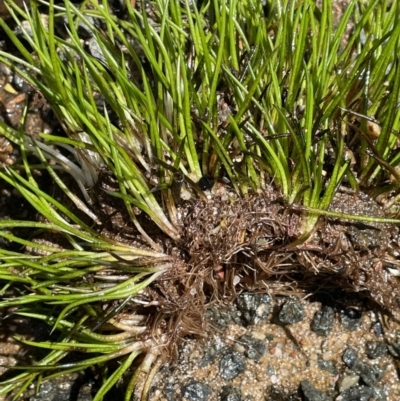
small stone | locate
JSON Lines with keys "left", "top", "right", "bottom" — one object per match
{"left": 317, "top": 358, "right": 337, "bottom": 375}
{"left": 371, "top": 321, "right": 383, "bottom": 337}
{"left": 204, "top": 308, "right": 231, "bottom": 330}
{"left": 337, "top": 375, "right": 360, "bottom": 392}
{"left": 235, "top": 293, "right": 272, "bottom": 325}
{"left": 164, "top": 383, "right": 176, "bottom": 401}
{"left": 342, "top": 348, "right": 359, "bottom": 369}
{"left": 239, "top": 335, "right": 266, "bottom": 360}
{"left": 366, "top": 341, "right": 387, "bottom": 359}
{"left": 340, "top": 308, "right": 362, "bottom": 331}
{"left": 219, "top": 351, "right": 246, "bottom": 380}
{"left": 299, "top": 380, "right": 331, "bottom": 401}
{"left": 181, "top": 381, "right": 212, "bottom": 401}
{"left": 311, "top": 306, "right": 335, "bottom": 336}
{"left": 86, "top": 37, "right": 107, "bottom": 64}
{"left": 278, "top": 298, "right": 305, "bottom": 325}
{"left": 220, "top": 385, "right": 242, "bottom": 401}
{"left": 355, "top": 362, "right": 383, "bottom": 386}
{"left": 337, "top": 385, "right": 378, "bottom": 401}
{"left": 199, "top": 346, "right": 217, "bottom": 367}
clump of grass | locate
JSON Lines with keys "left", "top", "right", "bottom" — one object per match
{"left": 0, "top": 0, "right": 399, "bottom": 399}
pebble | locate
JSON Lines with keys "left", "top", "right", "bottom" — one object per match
{"left": 299, "top": 380, "right": 331, "bottom": 401}
{"left": 337, "top": 374, "right": 359, "bottom": 392}
{"left": 355, "top": 362, "right": 383, "bottom": 386}
{"left": 278, "top": 298, "right": 305, "bottom": 325}
{"left": 342, "top": 348, "right": 359, "bottom": 369}
{"left": 340, "top": 308, "right": 362, "bottom": 331}
{"left": 371, "top": 321, "right": 383, "bottom": 337}
{"left": 219, "top": 351, "right": 246, "bottom": 380}
{"left": 220, "top": 385, "right": 242, "bottom": 401}
{"left": 366, "top": 340, "right": 387, "bottom": 359}
{"left": 204, "top": 308, "right": 232, "bottom": 330}
{"left": 181, "top": 381, "right": 212, "bottom": 401}
{"left": 235, "top": 293, "right": 272, "bottom": 325}
{"left": 164, "top": 383, "right": 176, "bottom": 401}
{"left": 317, "top": 358, "right": 337, "bottom": 375}
{"left": 238, "top": 335, "right": 266, "bottom": 360}
{"left": 311, "top": 306, "right": 335, "bottom": 336}
{"left": 336, "top": 385, "right": 385, "bottom": 401}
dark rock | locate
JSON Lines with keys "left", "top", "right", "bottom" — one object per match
{"left": 355, "top": 362, "right": 383, "bottom": 386}
{"left": 239, "top": 335, "right": 266, "bottom": 360}
{"left": 311, "top": 306, "right": 335, "bottom": 336}
{"left": 219, "top": 351, "right": 246, "bottom": 380}
{"left": 366, "top": 341, "right": 387, "bottom": 359}
{"left": 29, "top": 380, "right": 93, "bottom": 401}
{"left": 342, "top": 348, "right": 359, "bottom": 369}
{"left": 299, "top": 380, "right": 330, "bottom": 401}
{"left": 235, "top": 293, "right": 272, "bottom": 325}
{"left": 340, "top": 308, "right": 362, "bottom": 331}
{"left": 198, "top": 175, "right": 214, "bottom": 191}
{"left": 199, "top": 346, "right": 218, "bottom": 367}
{"left": 339, "top": 385, "right": 385, "bottom": 401}
{"left": 29, "top": 381, "right": 92, "bottom": 401}
{"left": 86, "top": 37, "right": 107, "bottom": 64}
{"left": 76, "top": 16, "right": 96, "bottom": 39}
{"left": 220, "top": 385, "right": 242, "bottom": 401}
{"left": 164, "top": 383, "right": 176, "bottom": 401}
{"left": 317, "top": 358, "right": 337, "bottom": 375}
{"left": 181, "top": 381, "right": 212, "bottom": 401}
{"left": 279, "top": 298, "right": 305, "bottom": 325}
{"left": 205, "top": 308, "right": 231, "bottom": 330}
{"left": 371, "top": 321, "right": 383, "bottom": 337}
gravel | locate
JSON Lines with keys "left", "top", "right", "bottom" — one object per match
{"left": 300, "top": 380, "right": 330, "bottom": 401}
{"left": 278, "top": 298, "right": 305, "bottom": 325}
{"left": 219, "top": 351, "right": 247, "bottom": 381}
{"left": 181, "top": 381, "right": 212, "bottom": 401}
{"left": 340, "top": 308, "right": 362, "bottom": 331}
{"left": 150, "top": 298, "right": 400, "bottom": 401}
{"left": 311, "top": 306, "right": 335, "bottom": 336}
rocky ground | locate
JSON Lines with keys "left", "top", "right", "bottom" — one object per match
{"left": 150, "top": 296, "right": 400, "bottom": 401}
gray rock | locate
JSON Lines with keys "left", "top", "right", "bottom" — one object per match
{"left": 366, "top": 341, "right": 387, "bottom": 359}
{"left": 205, "top": 308, "right": 231, "bottom": 330}
{"left": 342, "top": 348, "right": 359, "bottom": 369}
{"left": 164, "top": 382, "right": 176, "bottom": 401}
{"left": 239, "top": 335, "right": 266, "bottom": 360}
{"left": 279, "top": 298, "right": 305, "bottom": 325}
{"left": 355, "top": 362, "right": 383, "bottom": 386}
{"left": 29, "top": 380, "right": 93, "bottom": 401}
{"left": 219, "top": 351, "right": 246, "bottom": 380}
{"left": 235, "top": 293, "right": 272, "bottom": 325}
{"left": 337, "top": 385, "right": 382, "bottom": 401}
{"left": 199, "top": 345, "right": 218, "bottom": 367}
{"left": 311, "top": 306, "right": 335, "bottom": 336}
{"left": 220, "top": 385, "right": 242, "bottom": 401}
{"left": 86, "top": 37, "right": 107, "bottom": 64}
{"left": 299, "top": 380, "right": 331, "bottom": 401}
{"left": 340, "top": 308, "right": 362, "bottom": 331}
{"left": 317, "top": 358, "right": 337, "bottom": 375}
{"left": 371, "top": 321, "right": 383, "bottom": 337}
{"left": 181, "top": 381, "right": 212, "bottom": 401}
